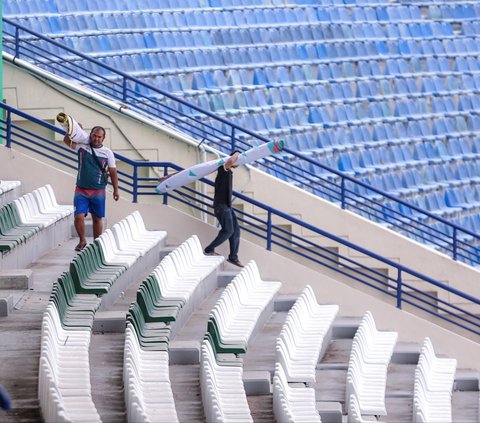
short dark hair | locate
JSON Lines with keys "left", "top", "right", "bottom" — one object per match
{"left": 230, "top": 149, "right": 241, "bottom": 156}
{"left": 90, "top": 126, "right": 106, "bottom": 136}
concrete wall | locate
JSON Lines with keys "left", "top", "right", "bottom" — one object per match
{"left": 0, "top": 144, "right": 478, "bottom": 369}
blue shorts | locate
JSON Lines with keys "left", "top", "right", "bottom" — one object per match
{"left": 74, "top": 187, "right": 106, "bottom": 218}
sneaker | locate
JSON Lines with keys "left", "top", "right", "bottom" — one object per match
{"left": 227, "top": 258, "right": 244, "bottom": 268}
{"left": 204, "top": 250, "right": 220, "bottom": 256}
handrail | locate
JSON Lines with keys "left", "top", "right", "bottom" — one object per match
{"left": 2, "top": 17, "right": 480, "bottom": 267}
{"left": 1, "top": 102, "right": 479, "bottom": 337}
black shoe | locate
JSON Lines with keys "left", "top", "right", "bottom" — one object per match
{"left": 227, "top": 259, "right": 244, "bottom": 268}
{"left": 204, "top": 250, "right": 220, "bottom": 256}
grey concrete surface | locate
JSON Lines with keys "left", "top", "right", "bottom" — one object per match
{"left": 1, "top": 234, "right": 478, "bottom": 423}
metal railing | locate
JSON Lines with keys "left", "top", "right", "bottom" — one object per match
{"left": 1, "top": 102, "right": 479, "bottom": 338}
{"left": 2, "top": 17, "right": 480, "bottom": 267}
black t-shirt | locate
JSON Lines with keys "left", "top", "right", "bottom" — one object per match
{"left": 213, "top": 165, "right": 233, "bottom": 208}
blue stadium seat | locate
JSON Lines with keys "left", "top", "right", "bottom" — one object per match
{"left": 317, "top": 131, "right": 333, "bottom": 150}
{"left": 445, "top": 188, "right": 475, "bottom": 211}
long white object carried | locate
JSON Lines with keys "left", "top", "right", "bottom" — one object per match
{"left": 156, "top": 139, "right": 285, "bottom": 194}
{"left": 56, "top": 112, "right": 89, "bottom": 143}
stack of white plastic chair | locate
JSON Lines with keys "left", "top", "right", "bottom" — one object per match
{"left": 99, "top": 228, "right": 141, "bottom": 261}
{"left": 38, "top": 304, "right": 100, "bottom": 423}
{"left": 209, "top": 260, "right": 281, "bottom": 352}
{"left": 112, "top": 212, "right": 166, "bottom": 257}
{"left": 151, "top": 235, "right": 223, "bottom": 329}
{"left": 123, "top": 324, "right": 178, "bottom": 423}
{"left": 96, "top": 229, "right": 138, "bottom": 267}
{"left": 33, "top": 185, "right": 73, "bottom": 218}
{"left": 276, "top": 285, "right": 338, "bottom": 383}
{"left": 0, "top": 180, "right": 20, "bottom": 194}
{"left": 347, "top": 394, "right": 370, "bottom": 423}
{"left": 13, "top": 185, "right": 72, "bottom": 228}
{"left": 200, "top": 338, "right": 253, "bottom": 423}
{"left": 413, "top": 337, "right": 457, "bottom": 423}
{"left": 346, "top": 311, "right": 398, "bottom": 418}
{"left": 273, "top": 363, "right": 321, "bottom": 423}
{"left": 0, "top": 180, "right": 20, "bottom": 206}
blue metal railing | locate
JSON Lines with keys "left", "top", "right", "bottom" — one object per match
{"left": 2, "top": 18, "right": 480, "bottom": 267}
{"left": 1, "top": 102, "right": 479, "bottom": 338}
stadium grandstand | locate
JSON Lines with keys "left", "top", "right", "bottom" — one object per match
{"left": 0, "top": 0, "right": 479, "bottom": 422}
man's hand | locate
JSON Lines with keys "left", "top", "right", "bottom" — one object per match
{"left": 113, "top": 189, "right": 120, "bottom": 201}
{"left": 63, "top": 134, "right": 76, "bottom": 149}
{"left": 225, "top": 151, "right": 241, "bottom": 170}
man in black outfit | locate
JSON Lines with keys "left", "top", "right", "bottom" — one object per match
{"left": 204, "top": 151, "right": 243, "bottom": 267}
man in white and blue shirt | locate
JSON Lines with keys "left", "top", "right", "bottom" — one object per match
{"left": 64, "top": 126, "right": 119, "bottom": 251}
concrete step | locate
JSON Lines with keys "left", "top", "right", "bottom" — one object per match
{"left": 455, "top": 369, "right": 480, "bottom": 391}
{"left": 170, "top": 364, "right": 204, "bottom": 423}
{"left": 331, "top": 316, "right": 362, "bottom": 339}
{"left": 0, "top": 293, "right": 14, "bottom": 317}
{"left": 70, "top": 218, "right": 107, "bottom": 238}
{"left": 89, "top": 332, "right": 126, "bottom": 423}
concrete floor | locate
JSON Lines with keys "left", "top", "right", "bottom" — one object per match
{"left": 0, "top": 235, "right": 478, "bottom": 423}
{"left": 0, "top": 237, "right": 78, "bottom": 423}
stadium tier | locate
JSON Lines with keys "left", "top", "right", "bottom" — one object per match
{"left": 3, "top": 0, "right": 480, "bottom": 266}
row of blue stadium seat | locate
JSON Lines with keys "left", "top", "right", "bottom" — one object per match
{"left": 213, "top": 101, "right": 479, "bottom": 140}
{"left": 201, "top": 104, "right": 480, "bottom": 148}
{"left": 6, "top": 3, "right": 424, "bottom": 23}
{"left": 4, "top": 0, "right": 275, "bottom": 15}
{"left": 284, "top": 132, "right": 480, "bottom": 162}
{"left": 65, "top": 39, "right": 480, "bottom": 80}
{"left": 200, "top": 89, "right": 480, "bottom": 128}
{"left": 337, "top": 148, "right": 479, "bottom": 178}
{"left": 19, "top": 13, "right": 456, "bottom": 41}
{"left": 41, "top": 25, "right": 472, "bottom": 57}
{"left": 356, "top": 166, "right": 480, "bottom": 203}
{"left": 132, "top": 72, "right": 480, "bottom": 117}
{"left": 271, "top": 157, "right": 480, "bottom": 209}
{"left": 281, "top": 141, "right": 479, "bottom": 181}
{"left": 187, "top": 83, "right": 480, "bottom": 119}
{"left": 159, "top": 70, "right": 480, "bottom": 106}
{"left": 33, "top": 0, "right": 392, "bottom": 12}
{"left": 461, "top": 20, "right": 480, "bottom": 37}
{"left": 428, "top": 4, "right": 480, "bottom": 21}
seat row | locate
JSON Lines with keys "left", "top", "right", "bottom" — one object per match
{"left": 69, "top": 211, "right": 166, "bottom": 294}
{"left": 273, "top": 362, "right": 321, "bottom": 423}
{"left": 413, "top": 337, "right": 457, "bottom": 423}
{"left": 428, "top": 3, "right": 480, "bottom": 21}
{"left": 21, "top": 11, "right": 457, "bottom": 45}
{"left": 0, "top": 185, "right": 72, "bottom": 253}
{"left": 276, "top": 285, "right": 338, "bottom": 383}
{"left": 38, "top": 282, "right": 101, "bottom": 422}
{"left": 123, "top": 234, "right": 223, "bottom": 422}
{"left": 189, "top": 79, "right": 480, "bottom": 119}
{"left": 200, "top": 335, "right": 252, "bottom": 423}
{"left": 346, "top": 311, "right": 397, "bottom": 418}
{"left": 71, "top": 36, "right": 480, "bottom": 76}
{"left": 0, "top": 180, "right": 21, "bottom": 206}
{"left": 3, "top": 0, "right": 270, "bottom": 15}
{"left": 38, "top": 211, "right": 164, "bottom": 422}
{"left": 207, "top": 260, "right": 281, "bottom": 354}
{"left": 123, "top": 304, "right": 178, "bottom": 423}
{"left": 7, "top": 3, "right": 426, "bottom": 26}
{"left": 135, "top": 234, "right": 223, "bottom": 330}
